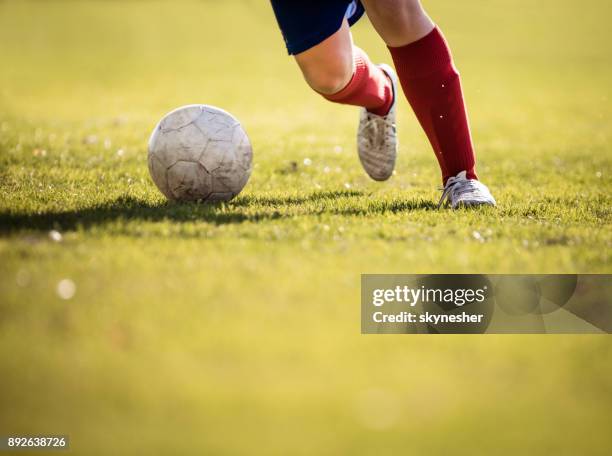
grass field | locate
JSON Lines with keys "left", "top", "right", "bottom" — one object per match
{"left": 0, "top": 0, "right": 611, "bottom": 454}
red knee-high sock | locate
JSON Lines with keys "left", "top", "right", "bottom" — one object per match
{"left": 322, "top": 47, "right": 393, "bottom": 116}
{"left": 388, "top": 27, "right": 477, "bottom": 183}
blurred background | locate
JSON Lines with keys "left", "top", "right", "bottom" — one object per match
{"left": 0, "top": 1, "right": 611, "bottom": 454}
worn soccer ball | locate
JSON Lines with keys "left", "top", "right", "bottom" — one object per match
{"left": 148, "top": 104, "right": 253, "bottom": 202}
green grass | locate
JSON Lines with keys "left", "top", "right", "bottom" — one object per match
{"left": 0, "top": 0, "right": 611, "bottom": 454}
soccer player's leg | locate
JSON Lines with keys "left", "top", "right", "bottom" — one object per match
{"left": 295, "top": 20, "right": 398, "bottom": 181}
{"left": 293, "top": 19, "right": 354, "bottom": 96}
{"left": 270, "top": 1, "right": 398, "bottom": 182}
{"left": 362, "top": 0, "right": 496, "bottom": 207}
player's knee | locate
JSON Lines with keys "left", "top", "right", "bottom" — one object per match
{"left": 300, "top": 63, "right": 353, "bottom": 95}
{"left": 293, "top": 19, "right": 354, "bottom": 94}
{"left": 366, "top": 0, "right": 428, "bottom": 38}
{"left": 303, "top": 69, "right": 352, "bottom": 95}
{"left": 367, "top": 0, "right": 424, "bottom": 22}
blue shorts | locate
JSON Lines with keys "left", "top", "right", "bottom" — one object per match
{"left": 271, "top": 0, "right": 365, "bottom": 55}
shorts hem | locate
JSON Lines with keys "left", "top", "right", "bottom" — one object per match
{"left": 286, "top": 20, "right": 344, "bottom": 55}
{"left": 284, "top": 8, "right": 365, "bottom": 55}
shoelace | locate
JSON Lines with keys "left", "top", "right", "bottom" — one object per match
{"left": 363, "top": 113, "right": 395, "bottom": 145}
{"left": 438, "top": 177, "right": 481, "bottom": 208}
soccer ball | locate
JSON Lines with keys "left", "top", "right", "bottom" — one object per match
{"left": 148, "top": 104, "right": 253, "bottom": 202}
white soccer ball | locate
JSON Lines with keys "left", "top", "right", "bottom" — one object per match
{"left": 148, "top": 104, "right": 253, "bottom": 202}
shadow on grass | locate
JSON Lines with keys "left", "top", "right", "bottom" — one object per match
{"left": 233, "top": 190, "right": 438, "bottom": 213}
{"left": 0, "top": 196, "right": 250, "bottom": 233}
{"left": 232, "top": 189, "right": 365, "bottom": 207}
{"left": 338, "top": 199, "right": 438, "bottom": 215}
{"left": 0, "top": 190, "right": 438, "bottom": 233}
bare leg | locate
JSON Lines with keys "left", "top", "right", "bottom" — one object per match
{"left": 361, "top": 0, "right": 434, "bottom": 47}
{"left": 294, "top": 19, "right": 354, "bottom": 94}
{"left": 292, "top": 18, "right": 394, "bottom": 116}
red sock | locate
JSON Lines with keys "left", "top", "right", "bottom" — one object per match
{"left": 322, "top": 47, "right": 393, "bottom": 116}
{"left": 388, "top": 27, "right": 477, "bottom": 183}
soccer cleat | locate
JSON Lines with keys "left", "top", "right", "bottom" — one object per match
{"left": 357, "top": 64, "right": 398, "bottom": 181}
{"left": 438, "top": 171, "right": 497, "bottom": 209}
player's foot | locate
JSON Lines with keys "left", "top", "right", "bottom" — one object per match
{"left": 438, "top": 171, "right": 496, "bottom": 209}
{"left": 357, "top": 64, "right": 398, "bottom": 181}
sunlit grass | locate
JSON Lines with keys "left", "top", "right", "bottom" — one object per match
{"left": 0, "top": 1, "right": 611, "bottom": 454}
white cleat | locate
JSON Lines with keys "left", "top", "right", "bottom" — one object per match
{"left": 438, "top": 171, "right": 497, "bottom": 209}
{"left": 357, "top": 64, "right": 398, "bottom": 181}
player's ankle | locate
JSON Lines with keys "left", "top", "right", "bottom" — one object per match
{"left": 366, "top": 72, "right": 394, "bottom": 116}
